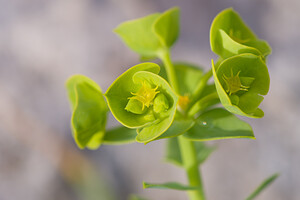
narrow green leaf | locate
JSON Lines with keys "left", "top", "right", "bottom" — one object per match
{"left": 102, "top": 126, "right": 137, "bottom": 145}
{"left": 183, "top": 108, "right": 255, "bottom": 141}
{"left": 153, "top": 7, "right": 180, "bottom": 48}
{"left": 66, "top": 75, "right": 107, "bottom": 149}
{"left": 246, "top": 173, "right": 279, "bottom": 200}
{"left": 143, "top": 182, "right": 197, "bottom": 191}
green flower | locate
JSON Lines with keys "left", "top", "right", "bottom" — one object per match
{"left": 210, "top": 8, "right": 271, "bottom": 60}
{"left": 212, "top": 53, "right": 270, "bottom": 118}
{"left": 105, "top": 63, "right": 178, "bottom": 143}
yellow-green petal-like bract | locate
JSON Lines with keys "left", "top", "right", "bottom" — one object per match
{"left": 66, "top": 75, "right": 108, "bottom": 149}
{"left": 114, "top": 7, "right": 180, "bottom": 58}
{"left": 210, "top": 8, "right": 271, "bottom": 60}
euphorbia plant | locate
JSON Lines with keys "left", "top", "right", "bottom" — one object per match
{"left": 66, "top": 7, "right": 278, "bottom": 200}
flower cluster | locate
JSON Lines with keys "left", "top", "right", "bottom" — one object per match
{"left": 210, "top": 8, "right": 270, "bottom": 118}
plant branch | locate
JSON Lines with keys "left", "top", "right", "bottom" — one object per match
{"left": 188, "top": 69, "right": 213, "bottom": 108}
{"left": 158, "top": 49, "right": 179, "bottom": 93}
{"left": 159, "top": 49, "right": 205, "bottom": 200}
{"left": 188, "top": 92, "right": 219, "bottom": 118}
{"left": 178, "top": 136, "right": 205, "bottom": 200}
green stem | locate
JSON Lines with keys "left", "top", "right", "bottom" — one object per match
{"left": 178, "top": 136, "right": 205, "bottom": 200}
{"left": 188, "top": 92, "right": 219, "bottom": 118}
{"left": 189, "top": 69, "right": 213, "bottom": 107}
{"left": 159, "top": 49, "right": 205, "bottom": 200}
{"left": 158, "top": 50, "right": 179, "bottom": 93}
{"left": 187, "top": 57, "right": 222, "bottom": 112}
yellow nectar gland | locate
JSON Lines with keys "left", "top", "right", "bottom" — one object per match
{"left": 222, "top": 69, "right": 249, "bottom": 95}
{"left": 129, "top": 81, "right": 159, "bottom": 110}
{"left": 178, "top": 95, "right": 190, "bottom": 111}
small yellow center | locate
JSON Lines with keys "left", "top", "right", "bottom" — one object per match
{"left": 129, "top": 81, "right": 159, "bottom": 110}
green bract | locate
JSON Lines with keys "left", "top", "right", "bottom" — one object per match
{"left": 210, "top": 8, "right": 271, "bottom": 60}
{"left": 105, "top": 63, "right": 178, "bottom": 143}
{"left": 102, "top": 126, "right": 137, "bottom": 145}
{"left": 114, "top": 7, "right": 179, "bottom": 58}
{"left": 212, "top": 53, "right": 270, "bottom": 118}
{"left": 66, "top": 75, "right": 108, "bottom": 149}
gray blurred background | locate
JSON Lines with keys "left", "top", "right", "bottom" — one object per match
{"left": 0, "top": 0, "right": 299, "bottom": 199}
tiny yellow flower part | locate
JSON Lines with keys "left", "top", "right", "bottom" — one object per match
{"left": 178, "top": 95, "right": 190, "bottom": 111}
{"left": 223, "top": 69, "right": 249, "bottom": 95}
{"left": 129, "top": 81, "right": 160, "bottom": 110}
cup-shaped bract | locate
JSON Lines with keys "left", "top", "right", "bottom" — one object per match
{"left": 210, "top": 8, "right": 271, "bottom": 60}
{"left": 212, "top": 53, "right": 270, "bottom": 118}
{"left": 66, "top": 75, "right": 108, "bottom": 149}
{"left": 105, "top": 63, "right": 178, "bottom": 143}
{"left": 114, "top": 7, "right": 180, "bottom": 59}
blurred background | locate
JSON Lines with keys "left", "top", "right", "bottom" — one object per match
{"left": 0, "top": 0, "right": 299, "bottom": 199}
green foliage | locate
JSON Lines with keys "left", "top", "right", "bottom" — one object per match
{"left": 65, "top": 6, "right": 276, "bottom": 200}
{"left": 143, "top": 182, "right": 197, "bottom": 191}
{"left": 153, "top": 7, "right": 180, "bottom": 48}
{"left": 66, "top": 75, "right": 108, "bottom": 149}
{"left": 246, "top": 174, "right": 279, "bottom": 200}
{"left": 183, "top": 108, "right": 254, "bottom": 141}
{"left": 102, "top": 126, "right": 137, "bottom": 145}
{"left": 114, "top": 7, "right": 179, "bottom": 58}
{"left": 154, "top": 118, "right": 194, "bottom": 141}
{"left": 172, "top": 62, "right": 204, "bottom": 96}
